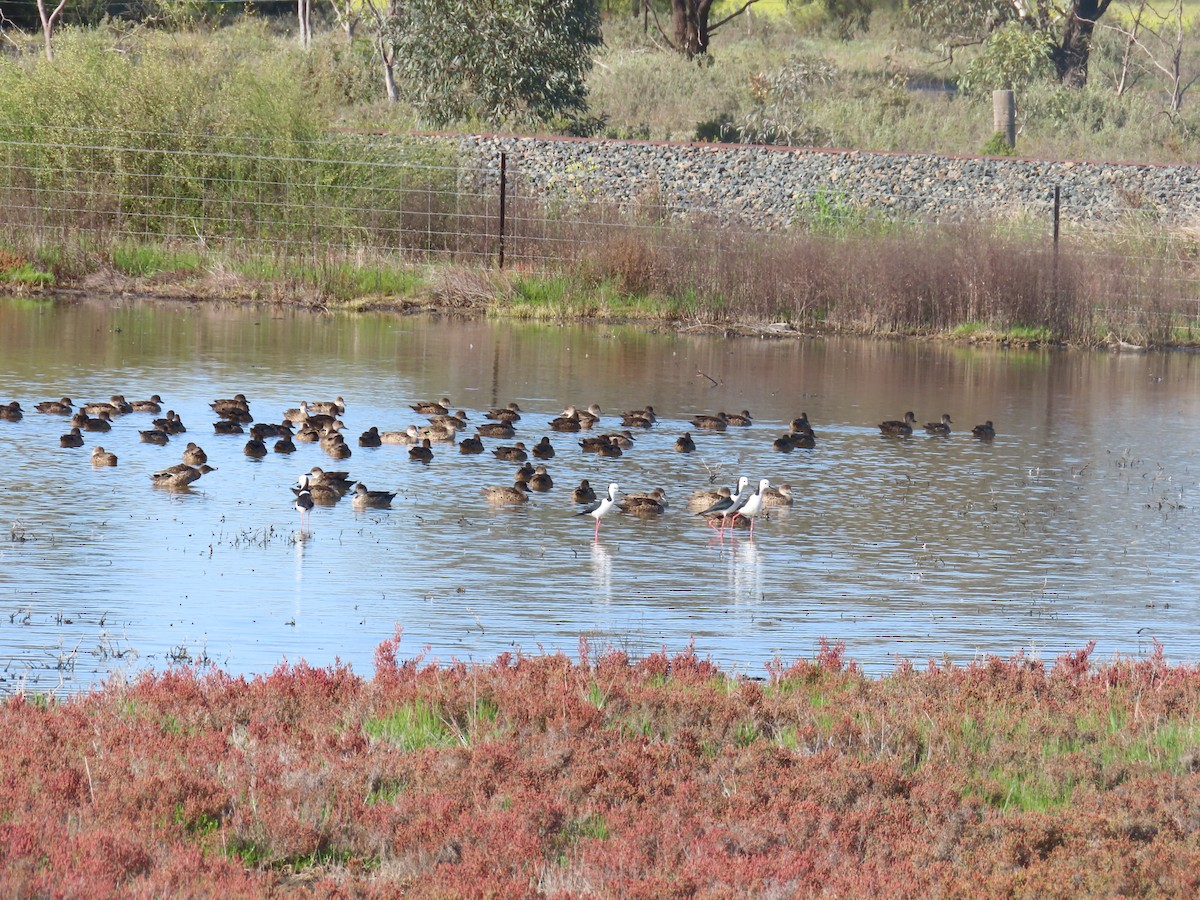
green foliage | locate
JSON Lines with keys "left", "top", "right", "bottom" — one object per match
{"left": 906, "top": 0, "right": 1023, "bottom": 49}
{"left": 793, "top": 187, "right": 866, "bottom": 235}
{"left": 980, "top": 130, "right": 1016, "bottom": 156}
{"left": 390, "top": 0, "right": 603, "bottom": 130}
{"left": 364, "top": 700, "right": 457, "bottom": 751}
{"left": 961, "top": 22, "right": 1056, "bottom": 93}
{"left": 0, "top": 263, "right": 55, "bottom": 286}
{"left": 738, "top": 53, "right": 839, "bottom": 145}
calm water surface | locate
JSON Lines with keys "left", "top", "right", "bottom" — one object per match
{"left": 1, "top": 297, "right": 1197, "bottom": 691}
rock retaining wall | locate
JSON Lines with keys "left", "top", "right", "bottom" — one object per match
{"left": 444, "top": 134, "right": 1200, "bottom": 231}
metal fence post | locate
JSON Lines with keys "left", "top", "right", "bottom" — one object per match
{"left": 498, "top": 152, "right": 507, "bottom": 271}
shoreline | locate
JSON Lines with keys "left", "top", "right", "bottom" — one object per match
{"left": 5, "top": 267, "right": 1170, "bottom": 353}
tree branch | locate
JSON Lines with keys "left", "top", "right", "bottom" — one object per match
{"left": 709, "top": 0, "right": 760, "bottom": 34}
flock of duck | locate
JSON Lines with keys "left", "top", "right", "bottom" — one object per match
{"left": 1, "top": 393, "right": 997, "bottom": 539}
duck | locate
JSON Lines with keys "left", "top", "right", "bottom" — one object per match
{"left": 214, "top": 419, "right": 244, "bottom": 435}
{"left": 419, "top": 422, "right": 458, "bottom": 443}
{"left": 217, "top": 406, "right": 254, "bottom": 425}
{"left": 182, "top": 442, "right": 208, "bottom": 466}
{"left": 579, "top": 434, "right": 615, "bottom": 453}
{"left": 601, "top": 430, "right": 636, "bottom": 450}
{"left": 621, "top": 405, "right": 657, "bottom": 427}
{"left": 70, "top": 410, "right": 91, "bottom": 428}
{"left": 485, "top": 402, "right": 522, "bottom": 422}
{"left": 576, "top": 404, "right": 603, "bottom": 429}
{"left": 572, "top": 479, "right": 597, "bottom": 504}
{"left": 35, "top": 397, "right": 73, "bottom": 414}
{"left": 620, "top": 488, "right": 668, "bottom": 516}
{"left": 477, "top": 421, "right": 516, "bottom": 439}
{"left": 307, "top": 397, "right": 346, "bottom": 416}
{"left": 293, "top": 424, "right": 320, "bottom": 442}
{"left": 761, "top": 483, "right": 793, "bottom": 508}
{"left": 790, "top": 430, "right": 816, "bottom": 449}
{"left": 82, "top": 396, "right": 127, "bottom": 416}
{"left": 379, "top": 425, "right": 421, "bottom": 445}
{"left": 352, "top": 482, "right": 396, "bottom": 510}
{"left": 483, "top": 480, "right": 530, "bottom": 505}
{"left": 924, "top": 413, "right": 953, "bottom": 436}
{"left": 515, "top": 462, "right": 536, "bottom": 482}
{"left": 492, "top": 442, "right": 528, "bottom": 462}
{"left": 691, "top": 412, "right": 729, "bottom": 432}
{"left": 409, "top": 438, "right": 434, "bottom": 462}
{"left": 139, "top": 428, "right": 170, "bottom": 445}
{"left": 789, "top": 413, "right": 814, "bottom": 436}
{"left": 286, "top": 402, "right": 337, "bottom": 431}
{"left": 410, "top": 397, "right": 452, "bottom": 416}
{"left": 972, "top": 421, "right": 996, "bottom": 440}
{"left": 879, "top": 411, "right": 917, "bottom": 436}
{"left": 459, "top": 434, "right": 485, "bottom": 454}
{"left": 252, "top": 422, "right": 288, "bottom": 438}
{"left": 688, "top": 486, "right": 731, "bottom": 512}
{"left": 274, "top": 434, "right": 297, "bottom": 454}
{"left": 244, "top": 438, "right": 268, "bottom": 458}
{"left": 307, "top": 468, "right": 354, "bottom": 494}
{"left": 82, "top": 411, "right": 113, "bottom": 432}
{"left": 150, "top": 465, "right": 205, "bottom": 490}
{"left": 90, "top": 446, "right": 118, "bottom": 466}
{"left": 130, "top": 395, "right": 163, "bottom": 413}
{"left": 597, "top": 439, "right": 623, "bottom": 458}
{"left": 293, "top": 475, "right": 341, "bottom": 505}
{"left": 324, "top": 434, "right": 352, "bottom": 459}
{"left": 529, "top": 465, "right": 554, "bottom": 492}
{"left": 211, "top": 394, "right": 250, "bottom": 417}
{"left": 531, "top": 436, "right": 555, "bottom": 459}
{"left": 428, "top": 411, "right": 469, "bottom": 430}
{"left": 725, "top": 410, "right": 754, "bottom": 427}
{"left": 0, "top": 401, "right": 23, "bottom": 421}
{"left": 154, "top": 411, "right": 186, "bottom": 434}
{"left": 674, "top": 432, "right": 696, "bottom": 453}
{"left": 548, "top": 408, "right": 582, "bottom": 432}
{"left": 772, "top": 433, "right": 798, "bottom": 453}
{"left": 358, "top": 427, "right": 382, "bottom": 448}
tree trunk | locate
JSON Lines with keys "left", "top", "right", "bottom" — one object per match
{"left": 672, "top": 0, "right": 714, "bottom": 58}
{"left": 298, "top": 0, "right": 312, "bottom": 50}
{"left": 1054, "top": 0, "right": 1113, "bottom": 87}
{"left": 36, "top": 0, "right": 67, "bottom": 62}
{"left": 379, "top": 38, "right": 398, "bottom": 102}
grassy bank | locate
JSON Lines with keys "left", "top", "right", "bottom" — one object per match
{"left": 2, "top": 636, "right": 1198, "bottom": 894}
{"left": 3, "top": 222, "right": 1197, "bottom": 348}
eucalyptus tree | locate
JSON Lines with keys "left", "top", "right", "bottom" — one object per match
{"left": 909, "top": 0, "right": 1114, "bottom": 88}
{"left": 387, "top": 0, "right": 603, "bottom": 129}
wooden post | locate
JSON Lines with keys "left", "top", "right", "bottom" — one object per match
{"left": 993, "top": 90, "right": 1016, "bottom": 150}
{"left": 498, "top": 151, "right": 507, "bottom": 271}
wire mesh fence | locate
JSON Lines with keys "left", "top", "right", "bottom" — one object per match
{"left": 0, "top": 123, "right": 1197, "bottom": 339}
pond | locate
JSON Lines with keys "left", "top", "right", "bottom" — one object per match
{"left": 1, "top": 297, "right": 1197, "bottom": 692}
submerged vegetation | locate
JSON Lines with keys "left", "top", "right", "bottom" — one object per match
{"left": 2, "top": 635, "right": 1199, "bottom": 893}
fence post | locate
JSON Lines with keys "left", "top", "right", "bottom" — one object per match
{"left": 993, "top": 90, "right": 1016, "bottom": 150}
{"left": 1053, "top": 185, "right": 1060, "bottom": 250}
{"left": 497, "top": 151, "right": 507, "bottom": 271}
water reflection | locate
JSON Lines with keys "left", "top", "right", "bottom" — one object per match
{"left": 728, "top": 539, "right": 762, "bottom": 607}
{"left": 590, "top": 541, "right": 613, "bottom": 605}
{"left": 2, "top": 298, "right": 1200, "bottom": 689}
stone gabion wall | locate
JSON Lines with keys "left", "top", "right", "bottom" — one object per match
{"left": 441, "top": 134, "right": 1200, "bottom": 232}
